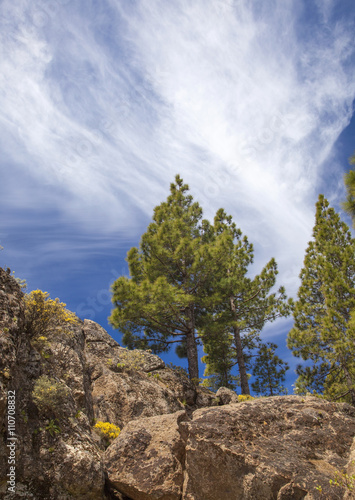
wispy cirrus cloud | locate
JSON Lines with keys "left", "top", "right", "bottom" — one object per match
{"left": 0, "top": 0, "right": 355, "bottom": 295}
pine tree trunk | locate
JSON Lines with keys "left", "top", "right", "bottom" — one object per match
{"left": 186, "top": 307, "right": 199, "bottom": 381}
{"left": 230, "top": 297, "right": 250, "bottom": 395}
{"left": 233, "top": 326, "right": 250, "bottom": 395}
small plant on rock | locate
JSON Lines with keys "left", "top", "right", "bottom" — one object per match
{"left": 32, "top": 375, "right": 70, "bottom": 417}
{"left": 45, "top": 419, "right": 61, "bottom": 437}
{"left": 238, "top": 394, "right": 254, "bottom": 402}
{"left": 20, "top": 410, "right": 28, "bottom": 423}
{"left": 116, "top": 349, "right": 150, "bottom": 371}
{"left": 94, "top": 421, "right": 121, "bottom": 448}
{"left": 329, "top": 464, "right": 355, "bottom": 492}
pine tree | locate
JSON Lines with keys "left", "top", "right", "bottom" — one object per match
{"left": 251, "top": 342, "right": 289, "bottom": 396}
{"left": 287, "top": 195, "right": 355, "bottom": 405}
{"left": 342, "top": 151, "right": 355, "bottom": 227}
{"left": 109, "top": 175, "right": 232, "bottom": 381}
{"left": 201, "top": 330, "right": 239, "bottom": 391}
{"left": 201, "top": 210, "right": 293, "bottom": 394}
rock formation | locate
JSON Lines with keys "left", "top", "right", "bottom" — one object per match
{"left": 1, "top": 268, "right": 355, "bottom": 499}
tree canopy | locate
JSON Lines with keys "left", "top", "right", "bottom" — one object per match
{"left": 109, "top": 175, "right": 232, "bottom": 380}
{"left": 110, "top": 175, "right": 292, "bottom": 389}
{"left": 342, "top": 151, "right": 355, "bottom": 227}
{"left": 287, "top": 194, "right": 355, "bottom": 404}
{"left": 200, "top": 209, "right": 292, "bottom": 394}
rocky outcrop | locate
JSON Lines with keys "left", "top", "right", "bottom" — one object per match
{"left": 0, "top": 268, "right": 215, "bottom": 499}
{"left": 83, "top": 320, "right": 185, "bottom": 428}
{"left": 105, "top": 396, "right": 355, "bottom": 500}
{"left": 0, "top": 268, "right": 107, "bottom": 499}
{"left": 1, "top": 268, "right": 355, "bottom": 499}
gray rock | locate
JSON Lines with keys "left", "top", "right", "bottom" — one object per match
{"left": 216, "top": 386, "right": 239, "bottom": 405}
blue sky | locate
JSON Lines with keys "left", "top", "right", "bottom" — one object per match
{"left": 1, "top": 0, "right": 355, "bottom": 393}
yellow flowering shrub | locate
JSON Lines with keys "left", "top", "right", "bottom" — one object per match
{"left": 238, "top": 394, "right": 254, "bottom": 402}
{"left": 25, "top": 290, "right": 79, "bottom": 339}
{"left": 94, "top": 421, "right": 121, "bottom": 445}
{"left": 32, "top": 375, "right": 70, "bottom": 416}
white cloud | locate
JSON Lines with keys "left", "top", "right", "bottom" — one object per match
{"left": 0, "top": 0, "right": 355, "bottom": 294}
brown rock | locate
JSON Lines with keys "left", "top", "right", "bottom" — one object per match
{"left": 151, "top": 368, "right": 197, "bottom": 407}
{"left": 105, "top": 410, "right": 188, "bottom": 500}
{"left": 216, "top": 386, "right": 239, "bottom": 405}
{"left": 180, "top": 396, "right": 355, "bottom": 499}
{"left": 91, "top": 370, "right": 184, "bottom": 429}
{"left": 195, "top": 386, "right": 219, "bottom": 409}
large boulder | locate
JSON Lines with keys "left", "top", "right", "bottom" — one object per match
{"left": 105, "top": 410, "right": 188, "bottom": 500}
{"left": 105, "top": 395, "right": 355, "bottom": 500}
{"left": 181, "top": 396, "right": 355, "bottom": 499}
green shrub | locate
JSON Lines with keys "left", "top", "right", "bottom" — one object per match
{"left": 45, "top": 419, "right": 61, "bottom": 437}
{"left": 20, "top": 410, "right": 28, "bottom": 423}
{"left": 32, "top": 375, "right": 70, "bottom": 416}
{"left": 117, "top": 349, "right": 150, "bottom": 371}
{"left": 329, "top": 465, "right": 355, "bottom": 492}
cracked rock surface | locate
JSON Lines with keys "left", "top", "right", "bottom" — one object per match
{"left": 104, "top": 396, "right": 355, "bottom": 499}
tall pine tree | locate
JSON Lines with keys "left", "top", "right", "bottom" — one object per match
{"left": 109, "top": 176, "right": 232, "bottom": 380}
{"left": 201, "top": 210, "right": 293, "bottom": 394}
{"left": 287, "top": 195, "right": 355, "bottom": 405}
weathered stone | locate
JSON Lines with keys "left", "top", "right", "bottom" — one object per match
{"left": 116, "top": 348, "right": 166, "bottom": 372}
{"left": 195, "top": 386, "right": 219, "bottom": 408}
{"left": 83, "top": 319, "right": 120, "bottom": 347}
{"left": 216, "top": 386, "right": 239, "bottom": 405}
{"left": 49, "top": 439, "right": 106, "bottom": 499}
{"left": 180, "top": 396, "right": 355, "bottom": 499}
{"left": 149, "top": 368, "right": 197, "bottom": 407}
{"left": 105, "top": 411, "right": 188, "bottom": 500}
{"left": 91, "top": 370, "right": 184, "bottom": 429}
